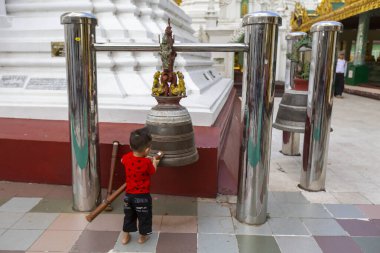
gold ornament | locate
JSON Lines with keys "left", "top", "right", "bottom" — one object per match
{"left": 292, "top": 0, "right": 380, "bottom": 32}
{"left": 290, "top": 2, "right": 310, "bottom": 31}
{"left": 316, "top": 0, "right": 334, "bottom": 16}
{"left": 152, "top": 71, "right": 165, "bottom": 96}
{"left": 170, "top": 71, "right": 186, "bottom": 96}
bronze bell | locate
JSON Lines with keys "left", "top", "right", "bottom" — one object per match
{"left": 273, "top": 89, "right": 307, "bottom": 133}
{"left": 145, "top": 19, "right": 198, "bottom": 167}
{"left": 146, "top": 96, "right": 199, "bottom": 167}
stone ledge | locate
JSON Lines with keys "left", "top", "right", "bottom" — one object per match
{"left": 344, "top": 85, "right": 380, "bottom": 100}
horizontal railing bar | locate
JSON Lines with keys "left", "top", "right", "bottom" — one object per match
{"left": 93, "top": 43, "right": 249, "bottom": 52}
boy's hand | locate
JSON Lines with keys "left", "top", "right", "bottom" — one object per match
{"left": 152, "top": 157, "right": 159, "bottom": 166}
{"left": 152, "top": 151, "right": 164, "bottom": 168}
{"left": 154, "top": 151, "right": 164, "bottom": 160}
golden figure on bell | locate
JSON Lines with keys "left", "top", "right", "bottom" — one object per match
{"left": 152, "top": 19, "right": 186, "bottom": 97}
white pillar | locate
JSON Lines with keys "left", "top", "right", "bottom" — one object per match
{"left": 235, "top": 0, "right": 241, "bottom": 19}
{"left": 354, "top": 12, "right": 370, "bottom": 66}
{"left": 248, "top": 0, "right": 254, "bottom": 13}
{"left": 275, "top": 1, "right": 289, "bottom": 82}
{"left": 0, "top": 0, "right": 11, "bottom": 28}
{"left": 0, "top": 0, "right": 6, "bottom": 16}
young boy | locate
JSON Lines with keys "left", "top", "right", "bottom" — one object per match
{"left": 120, "top": 127, "right": 162, "bottom": 244}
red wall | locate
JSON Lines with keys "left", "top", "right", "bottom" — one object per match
{"left": 0, "top": 90, "right": 241, "bottom": 197}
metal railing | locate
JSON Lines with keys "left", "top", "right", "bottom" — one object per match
{"left": 93, "top": 43, "right": 249, "bottom": 52}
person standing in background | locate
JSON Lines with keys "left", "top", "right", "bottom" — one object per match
{"left": 334, "top": 52, "right": 347, "bottom": 98}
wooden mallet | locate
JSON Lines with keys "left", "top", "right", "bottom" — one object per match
{"left": 105, "top": 141, "right": 119, "bottom": 211}
{"left": 86, "top": 183, "right": 126, "bottom": 222}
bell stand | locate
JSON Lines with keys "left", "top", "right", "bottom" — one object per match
{"left": 61, "top": 11, "right": 281, "bottom": 225}
{"left": 281, "top": 32, "right": 308, "bottom": 156}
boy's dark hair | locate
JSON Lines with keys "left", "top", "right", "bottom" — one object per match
{"left": 130, "top": 127, "right": 152, "bottom": 152}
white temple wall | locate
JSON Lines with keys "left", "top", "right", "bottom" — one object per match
{"left": 181, "top": 0, "right": 321, "bottom": 83}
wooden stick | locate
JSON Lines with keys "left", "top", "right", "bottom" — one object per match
{"left": 86, "top": 183, "right": 126, "bottom": 222}
{"left": 105, "top": 141, "right": 119, "bottom": 211}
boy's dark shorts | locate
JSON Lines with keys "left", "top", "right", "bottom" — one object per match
{"left": 123, "top": 193, "right": 152, "bottom": 235}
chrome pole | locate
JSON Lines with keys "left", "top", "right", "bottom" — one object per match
{"left": 236, "top": 11, "right": 281, "bottom": 225}
{"left": 281, "top": 32, "right": 307, "bottom": 156}
{"left": 61, "top": 12, "right": 101, "bottom": 211}
{"left": 94, "top": 42, "right": 249, "bottom": 52}
{"left": 300, "top": 21, "right": 343, "bottom": 191}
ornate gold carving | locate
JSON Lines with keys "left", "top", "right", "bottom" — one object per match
{"left": 152, "top": 71, "right": 164, "bottom": 96}
{"left": 153, "top": 20, "right": 186, "bottom": 97}
{"left": 152, "top": 71, "right": 186, "bottom": 97}
{"left": 170, "top": 72, "right": 186, "bottom": 96}
{"left": 174, "top": 0, "right": 182, "bottom": 5}
{"left": 292, "top": 0, "right": 380, "bottom": 32}
{"left": 290, "top": 2, "right": 311, "bottom": 31}
{"left": 345, "top": 0, "right": 356, "bottom": 5}
{"left": 316, "top": 0, "right": 333, "bottom": 16}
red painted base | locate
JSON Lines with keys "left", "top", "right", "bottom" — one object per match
{"left": 0, "top": 89, "right": 241, "bottom": 198}
{"left": 294, "top": 78, "right": 309, "bottom": 91}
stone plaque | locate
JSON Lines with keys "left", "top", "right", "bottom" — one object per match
{"left": 0, "top": 75, "right": 27, "bottom": 88}
{"left": 348, "top": 70, "right": 353, "bottom": 78}
{"left": 26, "top": 78, "right": 67, "bottom": 90}
{"left": 51, "top": 42, "right": 65, "bottom": 57}
{"left": 213, "top": 58, "right": 224, "bottom": 64}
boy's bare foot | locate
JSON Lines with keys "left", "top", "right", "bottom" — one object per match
{"left": 121, "top": 232, "right": 130, "bottom": 245}
{"left": 138, "top": 235, "right": 150, "bottom": 244}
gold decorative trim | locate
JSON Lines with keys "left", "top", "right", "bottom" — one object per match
{"left": 345, "top": 0, "right": 356, "bottom": 5}
{"left": 290, "top": 2, "right": 311, "bottom": 31}
{"left": 174, "top": 0, "right": 182, "bottom": 5}
{"left": 293, "top": 0, "right": 380, "bottom": 32}
{"left": 316, "top": 0, "right": 333, "bottom": 16}
{"left": 316, "top": 0, "right": 345, "bottom": 16}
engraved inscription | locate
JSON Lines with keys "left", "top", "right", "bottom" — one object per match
{"left": 26, "top": 78, "right": 67, "bottom": 90}
{"left": 203, "top": 73, "right": 209, "bottom": 80}
{"left": 208, "top": 70, "right": 215, "bottom": 78}
{"left": 0, "top": 75, "right": 27, "bottom": 88}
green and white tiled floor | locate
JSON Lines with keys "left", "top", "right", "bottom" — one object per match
{"left": 1, "top": 94, "right": 380, "bottom": 252}
{"left": 1, "top": 184, "right": 380, "bottom": 253}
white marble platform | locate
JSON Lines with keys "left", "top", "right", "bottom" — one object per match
{"left": 0, "top": 0, "right": 233, "bottom": 126}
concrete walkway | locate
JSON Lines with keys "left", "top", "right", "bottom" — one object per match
{"left": 0, "top": 94, "right": 379, "bottom": 253}
{"left": 271, "top": 93, "right": 380, "bottom": 205}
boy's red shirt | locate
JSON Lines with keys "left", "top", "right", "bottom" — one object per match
{"left": 121, "top": 152, "right": 156, "bottom": 194}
